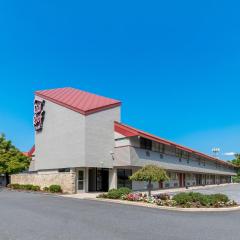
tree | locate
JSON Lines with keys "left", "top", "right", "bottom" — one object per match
{"left": 230, "top": 154, "right": 240, "bottom": 167}
{"left": 129, "top": 164, "right": 169, "bottom": 197}
{"left": 0, "top": 134, "right": 30, "bottom": 184}
{"left": 229, "top": 154, "right": 240, "bottom": 183}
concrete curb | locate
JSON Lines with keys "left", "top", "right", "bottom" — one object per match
{"left": 85, "top": 198, "right": 240, "bottom": 212}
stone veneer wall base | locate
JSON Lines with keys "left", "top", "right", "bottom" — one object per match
{"left": 10, "top": 172, "right": 76, "bottom": 194}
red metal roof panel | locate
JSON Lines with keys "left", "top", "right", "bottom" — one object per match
{"left": 35, "top": 87, "right": 121, "bottom": 115}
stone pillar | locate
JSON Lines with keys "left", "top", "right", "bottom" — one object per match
{"left": 85, "top": 168, "right": 89, "bottom": 192}
{"left": 109, "top": 168, "right": 117, "bottom": 190}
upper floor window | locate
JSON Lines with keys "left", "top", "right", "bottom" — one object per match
{"left": 152, "top": 142, "right": 165, "bottom": 153}
{"left": 175, "top": 149, "right": 182, "bottom": 158}
{"left": 182, "top": 151, "right": 189, "bottom": 159}
{"left": 159, "top": 144, "right": 165, "bottom": 153}
{"left": 140, "top": 137, "right": 152, "bottom": 150}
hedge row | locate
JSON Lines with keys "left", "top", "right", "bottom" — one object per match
{"left": 172, "top": 192, "right": 230, "bottom": 207}
{"left": 8, "top": 184, "right": 62, "bottom": 193}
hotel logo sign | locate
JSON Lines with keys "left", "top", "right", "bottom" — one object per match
{"left": 34, "top": 99, "right": 45, "bottom": 132}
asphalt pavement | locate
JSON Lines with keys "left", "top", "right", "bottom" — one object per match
{"left": 0, "top": 188, "right": 239, "bottom": 240}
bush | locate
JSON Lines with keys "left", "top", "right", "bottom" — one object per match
{"left": 233, "top": 176, "right": 240, "bottom": 183}
{"left": 8, "top": 183, "right": 20, "bottom": 189}
{"left": 173, "top": 192, "right": 230, "bottom": 207}
{"left": 118, "top": 187, "right": 132, "bottom": 196}
{"left": 31, "top": 185, "right": 40, "bottom": 191}
{"left": 49, "top": 185, "right": 62, "bottom": 193}
{"left": 7, "top": 184, "right": 41, "bottom": 191}
{"left": 43, "top": 187, "right": 49, "bottom": 192}
{"left": 172, "top": 192, "right": 192, "bottom": 205}
{"left": 98, "top": 187, "right": 132, "bottom": 199}
{"left": 211, "top": 194, "right": 229, "bottom": 203}
{"left": 24, "top": 184, "right": 34, "bottom": 191}
{"left": 107, "top": 189, "right": 122, "bottom": 199}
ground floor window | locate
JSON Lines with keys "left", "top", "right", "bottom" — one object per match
{"left": 117, "top": 169, "right": 132, "bottom": 189}
{"left": 88, "top": 168, "right": 109, "bottom": 192}
{"left": 77, "top": 170, "right": 84, "bottom": 191}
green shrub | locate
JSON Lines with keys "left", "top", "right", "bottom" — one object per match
{"left": 118, "top": 187, "right": 132, "bottom": 196}
{"left": 106, "top": 188, "right": 132, "bottom": 199}
{"left": 10, "top": 183, "right": 20, "bottom": 189}
{"left": 20, "top": 184, "right": 33, "bottom": 191}
{"left": 8, "top": 184, "right": 40, "bottom": 191}
{"left": 209, "top": 194, "right": 229, "bottom": 204}
{"left": 107, "top": 189, "right": 122, "bottom": 199}
{"left": 31, "top": 185, "right": 40, "bottom": 191}
{"left": 43, "top": 187, "right": 49, "bottom": 192}
{"left": 172, "top": 192, "right": 192, "bottom": 205}
{"left": 49, "top": 185, "right": 62, "bottom": 193}
{"left": 173, "top": 192, "right": 230, "bottom": 207}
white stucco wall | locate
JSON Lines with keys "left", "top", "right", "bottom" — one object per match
{"left": 114, "top": 145, "right": 236, "bottom": 176}
{"left": 85, "top": 107, "right": 120, "bottom": 168}
{"left": 35, "top": 96, "right": 120, "bottom": 170}
{"left": 35, "top": 96, "right": 86, "bottom": 170}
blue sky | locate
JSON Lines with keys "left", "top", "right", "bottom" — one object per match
{"left": 0, "top": 1, "right": 239, "bottom": 160}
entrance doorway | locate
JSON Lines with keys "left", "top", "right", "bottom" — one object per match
{"left": 88, "top": 168, "right": 109, "bottom": 192}
{"left": 196, "top": 174, "right": 202, "bottom": 186}
{"left": 178, "top": 173, "right": 186, "bottom": 187}
{"left": 77, "top": 170, "right": 84, "bottom": 191}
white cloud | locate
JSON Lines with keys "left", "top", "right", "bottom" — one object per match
{"left": 223, "top": 152, "right": 236, "bottom": 156}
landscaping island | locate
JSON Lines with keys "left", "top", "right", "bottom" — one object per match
{"left": 97, "top": 188, "right": 238, "bottom": 209}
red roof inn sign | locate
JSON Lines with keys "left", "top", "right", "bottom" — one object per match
{"left": 34, "top": 99, "right": 45, "bottom": 131}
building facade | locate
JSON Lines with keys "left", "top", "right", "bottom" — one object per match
{"left": 12, "top": 87, "right": 237, "bottom": 193}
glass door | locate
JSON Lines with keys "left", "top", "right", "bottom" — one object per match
{"left": 78, "top": 170, "right": 84, "bottom": 191}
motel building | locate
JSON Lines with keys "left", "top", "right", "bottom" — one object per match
{"left": 12, "top": 87, "right": 237, "bottom": 193}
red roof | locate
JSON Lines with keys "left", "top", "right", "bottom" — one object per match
{"left": 35, "top": 87, "right": 121, "bottom": 115}
{"left": 114, "top": 122, "right": 235, "bottom": 167}
{"left": 22, "top": 145, "right": 35, "bottom": 157}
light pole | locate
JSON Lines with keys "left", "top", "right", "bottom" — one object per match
{"left": 212, "top": 147, "right": 220, "bottom": 159}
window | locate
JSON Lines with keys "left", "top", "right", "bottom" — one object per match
{"left": 58, "top": 168, "right": 70, "bottom": 172}
{"left": 117, "top": 169, "right": 132, "bottom": 189}
{"left": 152, "top": 142, "right": 160, "bottom": 152}
{"left": 182, "top": 151, "right": 189, "bottom": 159}
{"left": 159, "top": 144, "right": 165, "bottom": 153}
{"left": 176, "top": 149, "right": 183, "bottom": 161}
{"left": 171, "top": 172, "right": 177, "bottom": 180}
{"left": 152, "top": 142, "right": 165, "bottom": 153}
{"left": 77, "top": 170, "right": 84, "bottom": 190}
{"left": 140, "top": 137, "right": 152, "bottom": 150}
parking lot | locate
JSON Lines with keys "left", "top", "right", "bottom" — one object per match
{"left": 0, "top": 187, "right": 240, "bottom": 240}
